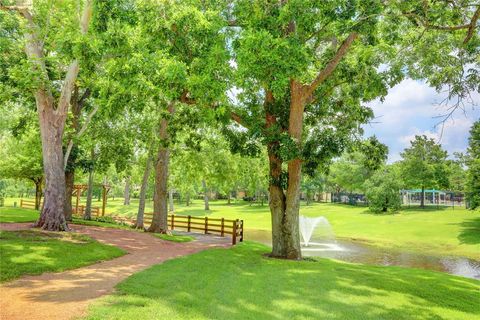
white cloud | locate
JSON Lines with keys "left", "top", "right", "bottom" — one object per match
{"left": 363, "top": 79, "right": 479, "bottom": 163}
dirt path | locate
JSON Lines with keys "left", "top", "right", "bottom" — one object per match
{"left": 0, "top": 223, "right": 230, "bottom": 320}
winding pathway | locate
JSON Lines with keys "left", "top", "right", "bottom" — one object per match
{"left": 0, "top": 223, "right": 230, "bottom": 320}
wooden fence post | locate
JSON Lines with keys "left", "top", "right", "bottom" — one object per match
{"left": 171, "top": 214, "right": 175, "bottom": 230}
{"left": 240, "top": 220, "right": 244, "bottom": 242}
{"left": 221, "top": 218, "right": 224, "bottom": 236}
{"left": 205, "top": 216, "right": 208, "bottom": 234}
{"left": 20, "top": 199, "right": 23, "bottom": 208}
{"left": 188, "top": 215, "right": 191, "bottom": 232}
{"left": 232, "top": 220, "right": 237, "bottom": 245}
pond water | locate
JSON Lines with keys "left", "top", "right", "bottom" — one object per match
{"left": 247, "top": 229, "right": 480, "bottom": 280}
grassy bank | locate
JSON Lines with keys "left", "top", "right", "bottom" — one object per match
{"left": 3, "top": 198, "right": 479, "bottom": 259}
{"left": 84, "top": 242, "right": 480, "bottom": 320}
{"left": 0, "top": 230, "right": 125, "bottom": 282}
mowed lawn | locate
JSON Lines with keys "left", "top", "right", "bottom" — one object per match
{"left": 3, "top": 198, "right": 480, "bottom": 259}
{"left": 0, "top": 230, "right": 124, "bottom": 282}
{"left": 84, "top": 242, "right": 480, "bottom": 320}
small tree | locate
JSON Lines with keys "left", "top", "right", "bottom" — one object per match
{"left": 364, "top": 168, "right": 402, "bottom": 213}
{"left": 0, "top": 127, "right": 43, "bottom": 209}
{"left": 400, "top": 135, "right": 449, "bottom": 207}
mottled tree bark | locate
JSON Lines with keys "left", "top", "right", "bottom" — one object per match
{"left": 9, "top": 1, "right": 93, "bottom": 231}
{"left": 186, "top": 193, "right": 190, "bottom": 206}
{"left": 34, "top": 109, "right": 69, "bottom": 231}
{"left": 136, "top": 156, "right": 152, "bottom": 229}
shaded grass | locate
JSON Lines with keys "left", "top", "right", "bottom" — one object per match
{"left": 154, "top": 233, "right": 195, "bottom": 243}
{"left": 71, "top": 218, "right": 133, "bottom": 230}
{"left": 85, "top": 242, "right": 480, "bottom": 320}
{"left": 0, "top": 230, "right": 125, "bottom": 282}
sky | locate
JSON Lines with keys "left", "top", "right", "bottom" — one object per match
{"left": 363, "top": 79, "right": 479, "bottom": 163}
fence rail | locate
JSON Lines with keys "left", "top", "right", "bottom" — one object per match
{"left": 73, "top": 205, "right": 100, "bottom": 218}
{"left": 142, "top": 213, "right": 244, "bottom": 245}
{"left": 19, "top": 199, "right": 42, "bottom": 209}
{"left": 19, "top": 199, "right": 244, "bottom": 245}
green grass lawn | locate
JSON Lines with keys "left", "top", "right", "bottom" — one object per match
{"left": 0, "top": 207, "right": 39, "bottom": 223}
{"left": 84, "top": 242, "right": 480, "bottom": 320}
{"left": 4, "top": 197, "right": 480, "bottom": 259}
{"left": 0, "top": 230, "right": 125, "bottom": 282}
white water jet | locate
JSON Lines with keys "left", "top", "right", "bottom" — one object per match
{"left": 299, "top": 215, "right": 334, "bottom": 247}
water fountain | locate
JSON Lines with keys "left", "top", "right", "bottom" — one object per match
{"left": 299, "top": 215, "right": 334, "bottom": 246}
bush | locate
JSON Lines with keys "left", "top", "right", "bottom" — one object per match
{"left": 364, "top": 169, "right": 402, "bottom": 213}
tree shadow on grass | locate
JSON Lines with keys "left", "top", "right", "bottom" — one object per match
{"left": 0, "top": 230, "right": 122, "bottom": 282}
{"left": 86, "top": 242, "right": 480, "bottom": 320}
{"left": 457, "top": 217, "right": 480, "bottom": 245}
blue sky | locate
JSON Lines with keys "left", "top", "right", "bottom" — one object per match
{"left": 363, "top": 79, "right": 480, "bottom": 163}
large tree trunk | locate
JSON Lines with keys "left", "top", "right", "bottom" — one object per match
{"left": 169, "top": 189, "right": 174, "bottom": 212}
{"left": 123, "top": 176, "right": 130, "bottom": 205}
{"left": 64, "top": 170, "right": 74, "bottom": 221}
{"left": 149, "top": 146, "right": 169, "bottom": 233}
{"left": 84, "top": 168, "right": 94, "bottom": 220}
{"left": 34, "top": 111, "right": 68, "bottom": 231}
{"left": 202, "top": 180, "right": 210, "bottom": 211}
{"left": 281, "top": 81, "right": 306, "bottom": 260}
{"left": 22, "top": 0, "right": 93, "bottom": 231}
{"left": 265, "top": 91, "right": 289, "bottom": 258}
{"left": 267, "top": 85, "right": 303, "bottom": 260}
{"left": 148, "top": 106, "right": 172, "bottom": 234}
{"left": 136, "top": 156, "right": 152, "bottom": 229}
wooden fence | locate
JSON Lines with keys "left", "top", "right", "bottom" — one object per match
{"left": 19, "top": 199, "right": 244, "bottom": 245}
{"left": 142, "top": 213, "right": 244, "bottom": 245}
{"left": 73, "top": 205, "right": 100, "bottom": 218}
{"left": 19, "top": 199, "right": 42, "bottom": 209}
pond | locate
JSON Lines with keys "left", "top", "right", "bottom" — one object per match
{"left": 247, "top": 229, "right": 480, "bottom": 280}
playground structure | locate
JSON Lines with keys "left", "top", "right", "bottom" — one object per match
{"left": 72, "top": 184, "right": 111, "bottom": 216}
{"left": 401, "top": 189, "right": 465, "bottom": 207}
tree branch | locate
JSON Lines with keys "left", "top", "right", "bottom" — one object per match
{"left": 55, "top": 0, "right": 93, "bottom": 117}
{"left": 180, "top": 90, "right": 196, "bottom": 105}
{"left": 230, "top": 111, "right": 246, "bottom": 127}
{"left": 404, "top": 6, "right": 480, "bottom": 44}
{"left": 463, "top": 6, "right": 480, "bottom": 44}
{"left": 303, "top": 32, "right": 358, "bottom": 102}
{"left": 78, "top": 88, "right": 91, "bottom": 111}
{"left": 63, "top": 103, "right": 99, "bottom": 169}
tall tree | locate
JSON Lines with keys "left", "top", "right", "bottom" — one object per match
{"left": 225, "top": 0, "right": 384, "bottom": 258}
{"left": 400, "top": 135, "right": 450, "bottom": 207}
{"left": 130, "top": 0, "right": 229, "bottom": 233}
{"left": 225, "top": 0, "right": 477, "bottom": 259}
{"left": 1, "top": 0, "right": 94, "bottom": 230}
{"left": 466, "top": 120, "right": 480, "bottom": 209}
